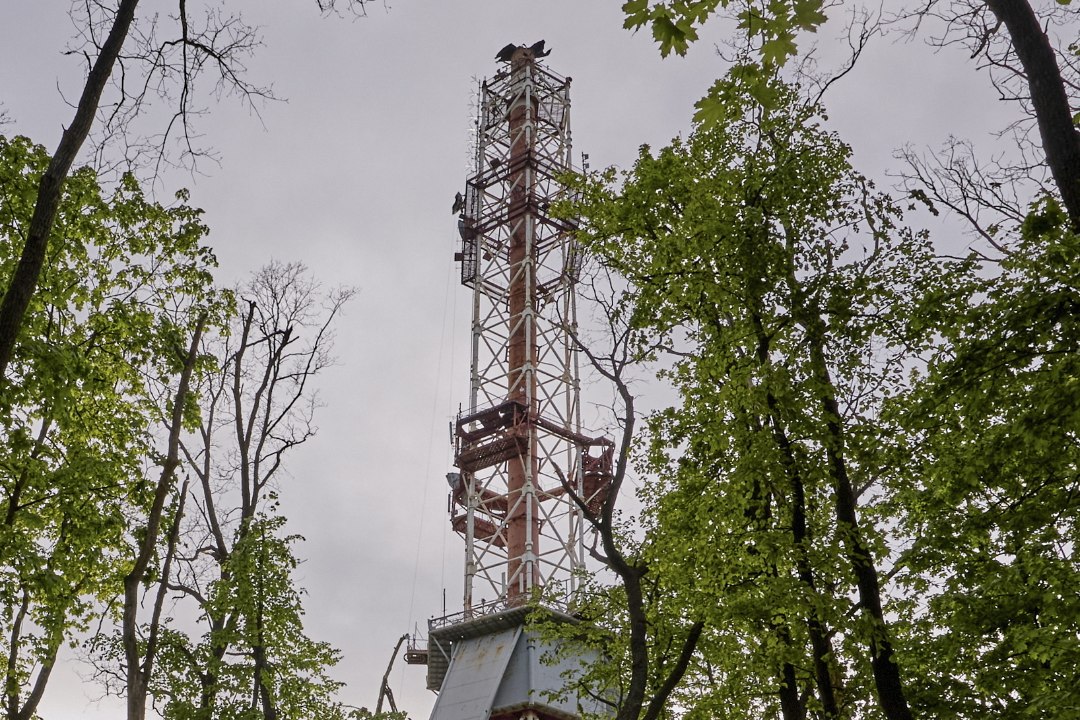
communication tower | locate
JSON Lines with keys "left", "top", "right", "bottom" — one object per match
{"left": 410, "top": 42, "right": 613, "bottom": 720}
{"left": 450, "top": 42, "right": 614, "bottom": 617}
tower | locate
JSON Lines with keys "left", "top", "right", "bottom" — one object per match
{"left": 412, "top": 42, "right": 613, "bottom": 720}
{"left": 450, "top": 41, "right": 613, "bottom": 618}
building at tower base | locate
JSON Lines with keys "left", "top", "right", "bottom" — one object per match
{"left": 426, "top": 606, "right": 607, "bottom": 720}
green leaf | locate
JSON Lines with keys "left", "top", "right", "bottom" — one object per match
{"left": 761, "top": 32, "right": 798, "bottom": 66}
{"left": 791, "top": 0, "right": 828, "bottom": 30}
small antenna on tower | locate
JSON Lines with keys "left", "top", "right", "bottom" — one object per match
{"left": 466, "top": 75, "right": 480, "bottom": 178}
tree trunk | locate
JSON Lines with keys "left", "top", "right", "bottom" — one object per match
{"left": 983, "top": 0, "right": 1080, "bottom": 228}
{"left": 779, "top": 661, "right": 806, "bottom": 720}
{"left": 571, "top": 344, "right": 705, "bottom": 720}
{"left": 123, "top": 319, "right": 205, "bottom": 720}
{"left": 750, "top": 310, "right": 841, "bottom": 718}
{"left": 0, "top": 0, "right": 140, "bottom": 382}
{"left": 804, "top": 329, "right": 912, "bottom": 720}
{"left": 764, "top": 399, "right": 841, "bottom": 719}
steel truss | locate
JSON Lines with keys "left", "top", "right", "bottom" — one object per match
{"left": 450, "top": 48, "right": 612, "bottom": 618}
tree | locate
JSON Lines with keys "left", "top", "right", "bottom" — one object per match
{"left": 122, "top": 318, "right": 207, "bottom": 720}
{"left": 0, "top": 0, "right": 371, "bottom": 383}
{"left": 156, "top": 514, "right": 350, "bottom": 720}
{"left": 610, "top": 3, "right": 1080, "bottom": 716}
{"left": 579, "top": 2, "right": 1080, "bottom": 715}
{"left": 880, "top": 199, "right": 1080, "bottom": 719}
{"left": 950, "top": 0, "right": 1080, "bottom": 227}
{"left": 621, "top": 0, "right": 1080, "bottom": 229}
{"left": 537, "top": 272, "right": 704, "bottom": 720}
{"left": 0, "top": 133, "right": 224, "bottom": 720}
{"left": 565, "top": 79, "right": 946, "bottom": 720}
{"left": 115, "top": 261, "right": 356, "bottom": 720}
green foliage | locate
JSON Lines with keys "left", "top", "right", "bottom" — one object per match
{"left": 622, "top": 0, "right": 825, "bottom": 61}
{"left": 563, "top": 51, "right": 1080, "bottom": 718}
{"left": 346, "top": 708, "right": 408, "bottom": 720}
{"left": 622, "top": 0, "right": 827, "bottom": 124}
{"left": 0, "top": 133, "right": 225, "bottom": 716}
{"left": 147, "top": 515, "right": 351, "bottom": 720}
{"left": 887, "top": 195, "right": 1080, "bottom": 718}
{"left": 105, "top": 262, "right": 357, "bottom": 720}
{"left": 532, "top": 561, "right": 703, "bottom": 720}
{"left": 564, "top": 80, "right": 938, "bottom": 718}
{"left": 0, "top": 139, "right": 348, "bottom": 719}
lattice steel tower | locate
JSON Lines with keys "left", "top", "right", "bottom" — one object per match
{"left": 409, "top": 44, "right": 613, "bottom": 720}
{"left": 449, "top": 43, "right": 613, "bottom": 618}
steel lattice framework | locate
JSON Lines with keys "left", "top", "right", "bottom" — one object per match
{"left": 449, "top": 46, "right": 613, "bottom": 618}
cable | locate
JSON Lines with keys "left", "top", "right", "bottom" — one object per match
{"left": 404, "top": 225, "right": 458, "bottom": 635}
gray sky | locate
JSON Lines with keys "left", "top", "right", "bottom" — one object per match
{"left": 0, "top": 1, "right": 1012, "bottom": 718}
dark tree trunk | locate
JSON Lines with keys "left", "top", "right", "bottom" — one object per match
{"left": 779, "top": 661, "right": 806, "bottom": 720}
{"left": 569, "top": 344, "right": 704, "bottom": 720}
{"left": 984, "top": 0, "right": 1080, "bottom": 228}
{"left": 124, "top": 320, "right": 205, "bottom": 720}
{"left": 252, "top": 644, "right": 278, "bottom": 720}
{"left": 641, "top": 620, "right": 704, "bottom": 720}
{"left": 767, "top": 404, "right": 841, "bottom": 719}
{"left": 751, "top": 311, "right": 841, "bottom": 719}
{"left": 0, "top": 0, "right": 141, "bottom": 382}
{"left": 615, "top": 566, "right": 649, "bottom": 720}
{"left": 804, "top": 332, "right": 913, "bottom": 720}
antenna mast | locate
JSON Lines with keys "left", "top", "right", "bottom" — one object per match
{"left": 412, "top": 44, "right": 613, "bottom": 720}
{"left": 450, "top": 43, "right": 613, "bottom": 617}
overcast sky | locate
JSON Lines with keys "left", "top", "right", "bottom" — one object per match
{"left": 0, "top": 2, "right": 1013, "bottom": 718}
